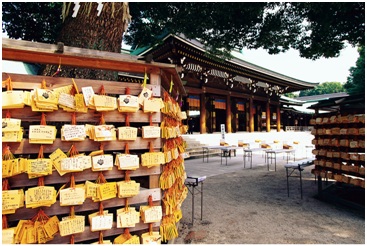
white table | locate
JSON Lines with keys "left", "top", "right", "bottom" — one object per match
{"left": 284, "top": 159, "right": 315, "bottom": 199}
{"left": 265, "top": 149, "right": 296, "bottom": 171}
{"left": 202, "top": 146, "right": 242, "bottom": 165}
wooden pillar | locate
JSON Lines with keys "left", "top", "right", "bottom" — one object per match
{"left": 249, "top": 97, "right": 254, "bottom": 132}
{"left": 266, "top": 101, "right": 270, "bottom": 132}
{"left": 200, "top": 93, "right": 206, "bottom": 134}
{"left": 149, "top": 73, "right": 160, "bottom": 85}
{"left": 276, "top": 105, "right": 281, "bottom": 132}
{"left": 226, "top": 95, "right": 232, "bottom": 133}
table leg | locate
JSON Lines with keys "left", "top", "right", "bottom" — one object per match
{"left": 191, "top": 185, "right": 195, "bottom": 225}
{"left": 286, "top": 167, "right": 290, "bottom": 197}
{"left": 300, "top": 168, "right": 303, "bottom": 199}
{"left": 250, "top": 151, "right": 253, "bottom": 169}
{"left": 243, "top": 152, "right": 246, "bottom": 168}
{"left": 275, "top": 153, "right": 277, "bottom": 172}
{"left": 201, "top": 182, "right": 203, "bottom": 220}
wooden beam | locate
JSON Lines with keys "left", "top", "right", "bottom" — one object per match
{"left": 2, "top": 107, "right": 161, "bottom": 124}
{"left": 3, "top": 38, "right": 170, "bottom": 73}
{"left": 185, "top": 86, "right": 204, "bottom": 95}
{"left": 203, "top": 86, "right": 229, "bottom": 96}
{"left": 4, "top": 138, "right": 161, "bottom": 155}
{"left": 8, "top": 165, "right": 160, "bottom": 189}
{"left": 2, "top": 38, "right": 186, "bottom": 96}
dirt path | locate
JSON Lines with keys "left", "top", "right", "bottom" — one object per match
{"left": 174, "top": 165, "right": 365, "bottom": 244}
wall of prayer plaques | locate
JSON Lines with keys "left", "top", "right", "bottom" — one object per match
{"left": 310, "top": 112, "right": 365, "bottom": 189}
{"left": 2, "top": 71, "right": 188, "bottom": 244}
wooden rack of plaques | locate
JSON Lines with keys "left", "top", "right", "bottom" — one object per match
{"left": 2, "top": 38, "right": 186, "bottom": 244}
{"left": 310, "top": 110, "right": 365, "bottom": 191}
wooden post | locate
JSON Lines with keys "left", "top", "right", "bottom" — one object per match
{"left": 249, "top": 97, "right": 254, "bottom": 132}
{"left": 266, "top": 101, "right": 270, "bottom": 132}
{"left": 226, "top": 94, "right": 232, "bottom": 133}
{"left": 149, "top": 73, "right": 160, "bottom": 85}
{"left": 277, "top": 105, "right": 281, "bottom": 132}
{"left": 200, "top": 93, "right": 206, "bottom": 133}
{"left": 149, "top": 174, "right": 160, "bottom": 189}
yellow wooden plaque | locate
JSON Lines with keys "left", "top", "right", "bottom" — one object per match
{"left": 61, "top": 124, "right": 86, "bottom": 141}
{"left": 142, "top": 126, "right": 161, "bottom": 139}
{"left": 92, "top": 154, "right": 114, "bottom": 171}
{"left": 59, "top": 215, "right": 85, "bottom": 236}
{"left": 118, "top": 95, "right": 139, "bottom": 112}
{"left": 115, "top": 154, "right": 140, "bottom": 170}
{"left": 116, "top": 207, "right": 140, "bottom": 228}
{"left": 138, "top": 87, "right": 153, "bottom": 106}
{"left": 143, "top": 98, "right": 164, "bottom": 113}
{"left": 96, "top": 182, "right": 117, "bottom": 201}
{"left": 60, "top": 187, "right": 86, "bottom": 206}
{"left": 2, "top": 90, "right": 25, "bottom": 109}
{"left": 140, "top": 205, "right": 163, "bottom": 223}
{"left": 25, "top": 186, "right": 56, "bottom": 208}
{"left": 141, "top": 231, "right": 161, "bottom": 244}
{"left": 118, "top": 126, "right": 138, "bottom": 141}
{"left": 117, "top": 180, "right": 140, "bottom": 198}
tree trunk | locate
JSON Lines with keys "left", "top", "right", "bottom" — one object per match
{"left": 41, "top": 2, "right": 131, "bottom": 81}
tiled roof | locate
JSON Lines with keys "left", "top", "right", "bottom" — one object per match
{"left": 295, "top": 92, "right": 349, "bottom": 102}
{"left": 133, "top": 33, "right": 318, "bottom": 88}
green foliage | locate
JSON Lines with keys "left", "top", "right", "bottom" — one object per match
{"left": 2, "top": 2, "right": 365, "bottom": 60}
{"left": 2, "top": 2, "right": 63, "bottom": 43}
{"left": 344, "top": 46, "right": 365, "bottom": 96}
{"left": 284, "top": 93, "right": 297, "bottom": 98}
{"left": 126, "top": 2, "right": 364, "bottom": 59}
{"left": 299, "top": 82, "right": 346, "bottom": 97}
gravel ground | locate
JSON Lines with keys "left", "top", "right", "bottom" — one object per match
{"left": 173, "top": 157, "right": 365, "bottom": 244}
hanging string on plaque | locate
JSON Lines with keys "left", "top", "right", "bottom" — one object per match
{"left": 125, "top": 87, "right": 131, "bottom": 127}
{"left": 2, "top": 111, "right": 24, "bottom": 144}
{"left": 27, "top": 209, "right": 59, "bottom": 243}
{"left": 51, "top": 58, "right": 62, "bottom": 77}
{"left": 2, "top": 76, "right": 27, "bottom": 110}
{"left": 57, "top": 144, "right": 86, "bottom": 208}
{"left": 3, "top": 76, "right": 12, "bottom": 90}
{"left": 125, "top": 143, "right": 130, "bottom": 182}
{"left": 71, "top": 78, "right": 88, "bottom": 113}
{"left": 116, "top": 143, "right": 140, "bottom": 199}
{"left": 148, "top": 195, "right": 154, "bottom": 236}
{"left": 98, "top": 231, "right": 104, "bottom": 244}
{"left": 140, "top": 195, "right": 162, "bottom": 244}
{"left": 2, "top": 179, "right": 10, "bottom": 229}
{"left": 37, "top": 145, "right": 45, "bottom": 185}
{"left": 3, "top": 145, "right": 26, "bottom": 178}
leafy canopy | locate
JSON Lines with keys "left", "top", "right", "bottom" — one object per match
{"left": 299, "top": 82, "right": 346, "bottom": 97}
{"left": 2, "top": 2, "right": 63, "bottom": 43}
{"left": 344, "top": 45, "right": 365, "bottom": 96}
{"left": 125, "top": 2, "right": 365, "bottom": 59}
{"left": 2, "top": 2, "right": 364, "bottom": 60}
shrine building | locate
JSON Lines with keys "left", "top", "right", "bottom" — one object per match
{"left": 129, "top": 34, "right": 318, "bottom": 133}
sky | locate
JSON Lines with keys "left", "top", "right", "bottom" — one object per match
{"left": 234, "top": 43, "right": 359, "bottom": 84}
